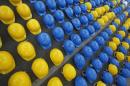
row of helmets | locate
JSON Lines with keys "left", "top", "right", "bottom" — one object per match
{"left": 0, "top": 0, "right": 130, "bottom": 86}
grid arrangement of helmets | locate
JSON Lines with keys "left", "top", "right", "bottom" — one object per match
{"left": 0, "top": 0, "right": 130, "bottom": 86}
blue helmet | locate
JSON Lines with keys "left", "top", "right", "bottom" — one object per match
{"left": 92, "top": 59, "right": 103, "bottom": 72}
{"left": 79, "top": 29, "right": 90, "bottom": 41}
{"left": 75, "top": 76, "right": 88, "bottom": 86}
{"left": 56, "top": 0, "right": 66, "bottom": 9}
{"left": 65, "top": 7, "right": 74, "bottom": 19}
{"left": 102, "top": 71, "right": 113, "bottom": 84}
{"left": 54, "top": 10, "right": 64, "bottom": 23}
{"left": 89, "top": 41, "right": 99, "bottom": 51}
{"left": 116, "top": 75, "right": 127, "bottom": 86}
{"left": 95, "top": 36, "right": 105, "bottom": 45}
{"left": 46, "top": 0, "right": 56, "bottom": 12}
{"left": 99, "top": 52, "right": 109, "bottom": 63}
{"left": 73, "top": 6, "right": 81, "bottom": 17}
{"left": 72, "top": 18, "right": 81, "bottom": 30}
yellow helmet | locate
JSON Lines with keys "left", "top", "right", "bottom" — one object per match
{"left": 85, "top": 2, "right": 92, "bottom": 11}
{"left": 123, "top": 24, "right": 129, "bottom": 30}
{"left": 62, "top": 64, "right": 76, "bottom": 81}
{"left": 102, "top": 16, "right": 108, "bottom": 23}
{"left": 91, "top": 11, "right": 98, "bottom": 20}
{"left": 112, "top": 37, "right": 120, "bottom": 46}
{"left": 128, "top": 34, "right": 130, "bottom": 39}
{"left": 97, "top": 19, "right": 105, "bottom": 26}
{"left": 9, "top": 0, "right": 22, "bottom": 6}
{"left": 124, "top": 11, "right": 128, "bottom": 17}
{"left": 16, "top": 3, "right": 32, "bottom": 20}
{"left": 27, "top": 19, "right": 41, "bottom": 35}
{"left": 47, "top": 77, "right": 63, "bottom": 86}
{"left": 50, "top": 48, "right": 64, "bottom": 66}
{"left": 109, "top": 25, "right": 116, "bottom": 32}
{"left": 108, "top": 64, "right": 118, "bottom": 76}
{"left": 0, "top": 37, "right": 2, "bottom": 48}
{"left": 8, "top": 71, "right": 32, "bottom": 86}
{"left": 96, "top": 81, "right": 106, "bottom": 86}
{"left": 8, "top": 23, "right": 26, "bottom": 42}
{"left": 17, "top": 41, "right": 36, "bottom": 61}
{"left": 114, "top": 18, "right": 120, "bottom": 25}
{"left": 32, "top": 58, "right": 49, "bottom": 79}
{"left": 0, "top": 51, "right": 15, "bottom": 74}
{"left": 121, "top": 42, "right": 129, "bottom": 49}
{"left": 104, "top": 5, "right": 110, "bottom": 12}
{"left": 95, "top": 8, "right": 101, "bottom": 16}
{"left": 108, "top": 41, "right": 117, "bottom": 51}
{"left": 106, "top": 13, "right": 112, "bottom": 20}
{"left": 0, "top": 5, "right": 15, "bottom": 24}
{"left": 127, "top": 56, "right": 130, "bottom": 62}
{"left": 110, "top": 12, "right": 116, "bottom": 19}
{"left": 115, "top": 52, "right": 125, "bottom": 61}
{"left": 101, "top": 7, "right": 105, "bottom": 14}
{"left": 118, "top": 31, "right": 126, "bottom": 38}
{"left": 80, "top": 0, "right": 84, "bottom": 3}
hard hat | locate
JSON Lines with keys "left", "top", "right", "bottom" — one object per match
{"left": 103, "top": 46, "right": 113, "bottom": 56}
{"left": 36, "top": 32, "right": 52, "bottom": 49}
{"left": 85, "top": 67, "right": 97, "bottom": 83}
{"left": 102, "top": 71, "right": 113, "bottom": 84}
{"left": 104, "top": 5, "right": 110, "bottom": 12}
{"left": 95, "top": 36, "right": 105, "bottom": 46}
{"left": 73, "top": 6, "right": 81, "bottom": 17}
{"left": 33, "top": 1, "right": 46, "bottom": 16}
{"left": 109, "top": 57, "right": 119, "bottom": 67}
{"left": 79, "top": 15, "right": 88, "bottom": 25}
{"left": 91, "top": 11, "right": 98, "bottom": 20}
{"left": 32, "top": 58, "right": 49, "bottom": 79}
{"left": 0, "top": 5, "right": 15, "bottom": 24}
{"left": 8, "top": 23, "right": 26, "bottom": 42}
{"left": 43, "top": 14, "right": 55, "bottom": 29}
{"left": 114, "top": 18, "right": 120, "bottom": 25}
{"left": 86, "top": 25, "right": 95, "bottom": 34}
{"left": 87, "top": 13, "right": 94, "bottom": 21}
{"left": 112, "top": 37, "right": 120, "bottom": 46}
{"left": 62, "top": 21, "right": 73, "bottom": 35}
{"left": 56, "top": 0, "right": 66, "bottom": 9}
{"left": 79, "top": 29, "right": 90, "bottom": 40}
{"left": 124, "top": 38, "right": 130, "bottom": 44}
{"left": 124, "top": 62, "right": 130, "bottom": 70}
{"left": 45, "top": 0, "right": 56, "bottom": 12}
{"left": 80, "top": 4, "right": 87, "bottom": 14}
{"left": 116, "top": 75, "right": 127, "bottom": 86}
{"left": 79, "top": 0, "right": 83, "bottom": 4}
{"left": 47, "top": 77, "right": 63, "bottom": 86}
{"left": 115, "top": 52, "right": 124, "bottom": 61}
{"left": 89, "top": 41, "right": 99, "bottom": 51}
{"left": 17, "top": 41, "right": 36, "bottom": 61}
{"left": 115, "top": 34, "right": 123, "bottom": 41}
{"left": 70, "top": 33, "right": 82, "bottom": 47}
{"left": 16, "top": 3, "right": 32, "bottom": 20}
{"left": 102, "top": 16, "right": 108, "bottom": 23}
{"left": 100, "top": 32, "right": 109, "bottom": 41}
{"left": 108, "top": 41, "right": 117, "bottom": 51}
{"left": 95, "top": 8, "right": 101, "bottom": 16}
{"left": 112, "top": 22, "right": 119, "bottom": 28}
{"left": 97, "top": 19, "right": 105, "bottom": 26}
{"left": 123, "top": 24, "right": 129, "bottom": 30}
{"left": 63, "top": 40, "right": 75, "bottom": 54}
{"left": 120, "top": 26, "right": 127, "bottom": 32}
{"left": 52, "top": 27, "right": 64, "bottom": 42}
{"left": 66, "top": 0, "right": 73, "bottom": 5}
{"left": 54, "top": 10, "right": 64, "bottom": 23}
{"left": 93, "top": 22, "right": 101, "bottom": 31}
{"left": 72, "top": 18, "right": 81, "bottom": 30}
{"left": 9, "top": 0, "right": 22, "bottom": 6}
{"left": 118, "top": 45, "right": 128, "bottom": 54}
{"left": 81, "top": 46, "right": 93, "bottom": 60}
{"left": 118, "top": 31, "right": 125, "bottom": 38}
{"left": 124, "top": 11, "right": 128, "bottom": 17}
{"left": 127, "top": 56, "right": 130, "bottom": 62}
{"left": 85, "top": 2, "right": 92, "bottom": 11}
{"left": 105, "top": 28, "right": 113, "bottom": 35}
{"left": 92, "top": 59, "right": 103, "bottom": 72}
{"left": 106, "top": 13, "right": 112, "bottom": 20}
{"left": 121, "top": 42, "right": 129, "bottom": 49}
{"left": 108, "top": 64, "right": 118, "bottom": 76}
{"left": 27, "top": 19, "right": 41, "bottom": 35}
{"left": 0, "top": 51, "right": 15, "bottom": 74}
{"left": 73, "top": 0, "right": 79, "bottom": 4}
{"left": 75, "top": 76, "right": 88, "bottom": 86}
{"left": 50, "top": 48, "right": 64, "bottom": 66}
{"left": 8, "top": 71, "right": 32, "bottom": 86}
{"left": 109, "top": 25, "right": 116, "bottom": 32}
{"left": 90, "top": 1, "right": 96, "bottom": 8}
{"left": 73, "top": 53, "right": 85, "bottom": 70}
{"left": 120, "top": 68, "right": 130, "bottom": 78}
{"left": 0, "top": 37, "right": 2, "bottom": 48}
{"left": 65, "top": 7, "right": 74, "bottom": 19}
{"left": 99, "top": 52, "right": 109, "bottom": 64}
{"left": 101, "top": 7, "right": 105, "bottom": 14}
{"left": 62, "top": 64, "right": 76, "bottom": 81}
{"left": 96, "top": 81, "right": 106, "bottom": 86}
